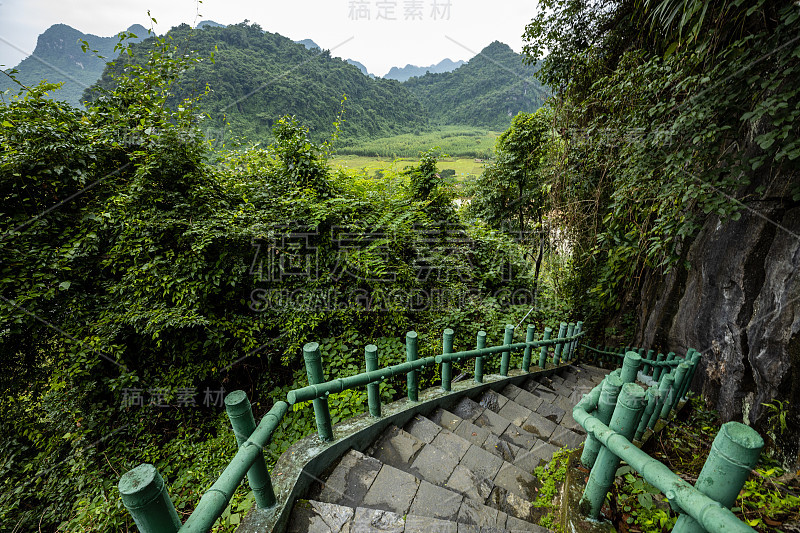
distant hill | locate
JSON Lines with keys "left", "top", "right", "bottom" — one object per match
{"left": 196, "top": 20, "right": 226, "bottom": 29}
{"left": 87, "top": 23, "right": 427, "bottom": 142}
{"left": 402, "top": 42, "right": 548, "bottom": 129}
{"left": 295, "top": 39, "right": 320, "bottom": 50}
{"left": 384, "top": 58, "right": 464, "bottom": 82}
{"left": 0, "top": 23, "right": 147, "bottom": 106}
{"left": 346, "top": 59, "right": 374, "bottom": 78}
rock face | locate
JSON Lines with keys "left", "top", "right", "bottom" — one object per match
{"left": 634, "top": 186, "right": 800, "bottom": 468}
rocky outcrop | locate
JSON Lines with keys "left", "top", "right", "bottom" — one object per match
{"left": 634, "top": 192, "right": 800, "bottom": 468}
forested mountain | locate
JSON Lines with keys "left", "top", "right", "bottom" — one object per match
{"left": 86, "top": 23, "right": 427, "bottom": 141}
{"left": 0, "top": 23, "right": 146, "bottom": 106}
{"left": 383, "top": 58, "right": 464, "bottom": 81}
{"left": 403, "top": 42, "right": 548, "bottom": 129}
{"left": 346, "top": 58, "right": 375, "bottom": 77}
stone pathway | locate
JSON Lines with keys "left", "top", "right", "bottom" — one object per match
{"left": 288, "top": 363, "right": 609, "bottom": 532}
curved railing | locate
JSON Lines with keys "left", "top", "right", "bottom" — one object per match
{"left": 573, "top": 348, "right": 764, "bottom": 533}
{"left": 118, "top": 320, "right": 585, "bottom": 532}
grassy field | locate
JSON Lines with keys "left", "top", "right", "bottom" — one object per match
{"left": 337, "top": 126, "right": 501, "bottom": 159}
{"left": 331, "top": 155, "right": 489, "bottom": 180}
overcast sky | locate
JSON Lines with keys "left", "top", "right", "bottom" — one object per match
{"left": 0, "top": 0, "right": 541, "bottom": 77}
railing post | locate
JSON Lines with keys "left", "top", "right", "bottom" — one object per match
{"left": 522, "top": 324, "right": 536, "bottom": 372}
{"left": 658, "top": 373, "right": 676, "bottom": 420}
{"left": 669, "top": 362, "right": 690, "bottom": 413}
{"left": 475, "top": 330, "right": 486, "bottom": 383}
{"left": 580, "top": 372, "right": 624, "bottom": 468}
{"left": 500, "top": 324, "right": 513, "bottom": 376}
{"left": 406, "top": 331, "right": 418, "bottom": 402}
{"left": 365, "top": 344, "right": 381, "bottom": 417}
{"left": 634, "top": 386, "right": 659, "bottom": 442}
{"left": 652, "top": 353, "right": 665, "bottom": 382}
{"left": 620, "top": 351, "right": 642, "bottom": 383}
{"left": 570, "top": 321, "right": 583, "bottom": 361}
{"left": 224, "top": 391, "right": 276, "bottom": 508}
{"left": 303, "top": 342, "right": 334, "bottom": 441}
{"left": 539, "top": 327, "right": 552, "bottom": 369}
{"left": 679, "top": 349, "right": 700, "bottom": 401}
{"left": 581, "top": 382, "right": 647, "bottom": 519}
{"left": 642, "top": 349, "right": 654, "bottom": 376}
{"left": 562, "top": 322, "right": 575, "bottom": 362}
{"left": 553, "top": 322, "right": 568, "bottom": 364}
{"left": 672, "top": 422, "right": 764, "bottom": 533}
{"left": 441, "top": 328, "right": 454, "bottom": 391}
{"left": 119, "top": 464, "right": 181, "bottom": 533}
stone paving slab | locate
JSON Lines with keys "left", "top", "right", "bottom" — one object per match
{"left": 452, "top": 397, "right": 485, "bottom": 422}
{"left": 408, "top": 480, "right": 464, "bottom": 521}
{"left": 288, "top": 500, "right": 355, "bottom": 533}
{"left": 430, "top": 428, "right": 472, "bottom": 461}
{"left": 478, "top": 390, "right": 508, "bottom": 412}
{"left": 472, "top": 408, "right": 511, "bottom": 436}
{"left": 454, "top": 418, "right": 491, "bottom": 447}
{"left": 405, "top": 414, "right": 442, "bottom": 444}
{"left": 430, "top": 408, "right": 463, "bottom": 432}
{"left": 482, "top": 433, "right": 518, "bottom": 462}
{"left": 530, "top": 387, "right": 558, "bottom": 403}
{"left": 502, "top": 385, "right": 543, "bottom": 412}
{"left": 319, "top": 449, "right": 382, "bottom": 506}
{"left": 405, "top": 515, "right": 458, "bottom": 533}
{"left": 510, "top": 446, "right": 546, "bottom": 473}
{"left": 361, "top": 464, "right": 420, "bottom": 515}
{"left": 457, "top": 498, "right": 507, "bottom": 528}
{"left": 457, "top": 525, "right": 480, "bottom": 533}
{"left": 492, "top": 462, "right": 538, "bottom": 500}
{"left": 549, "top": 426, "right": 584, "bottom": 449}
{"left": 369, "top": 426, "right": 425, "bottom": 472}
{"left": 446, "top": 464, "right": 494, "bottom": 502}
{"left": 410, "top": 441, "right": 461, "bottom": 485}
{"left": 487, "top": 486, "right": 534, "bottom": 523}
{"left": 529, "top": 440, "right": 559, "bottom": 462}
{"left": 460, "top": 444, "right": 504, "bottom": 481}
{"left": 520, "top": 410, "right": 557, "bottom": 440}
{"left": 353, "top": 506, "right": 406, "bottom": 532}
{"left": 535, "top": 400, "right": 565, "bottom": 424}
{"left": 497, "top": 399, "right": 532, "bottom": 427}
{"left": 500, "top": 424, "right": 539, "bottom": 451}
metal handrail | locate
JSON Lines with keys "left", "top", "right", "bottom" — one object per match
{"left": 119, "top": 320, "right": 584, "bottom": 532}
{"left": 573, "top": 351, "right": 764, "bottom": 533}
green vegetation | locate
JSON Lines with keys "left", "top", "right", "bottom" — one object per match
{"left": 519, "top": 0, "right": 800, "bottom": 325}
{"left": 533, "top": 447, "right": 571, "bottom": 532}
{"left": 606, "top": 397, "right": 800, "bottom": 533}
{"left": 0, "top": 29, "right": 565, "bottom": 531}
{"left": 84, "top": 22, "right": 427, "bottom": 143}
{"left": 336, "top": 126, "right": 500, "bottom": 159}
{"left": 0, "top": 24, "right": 147, "bottom": 106}
{"left": 404, "top": 42, "right": 548, "bottom": 130}
{"left": 331, "top": 155, "right": 487, "bottom": 181}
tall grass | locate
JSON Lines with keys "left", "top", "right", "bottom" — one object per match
{"left": 338, "top": 126, "right": 500, "bottom": 159}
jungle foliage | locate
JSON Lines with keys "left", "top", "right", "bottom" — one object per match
{"left": 404, "top": 41, "right": 549, "bottom": 130}
{"left": 520, "top": 0, "right": 800, "bottom": 324}
{"left": 0, "top": 28, "right": 561, "bottom": 531}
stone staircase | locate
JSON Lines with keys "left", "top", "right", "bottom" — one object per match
{"left": 287, "top": 363, "right": 610, "bottom": 532}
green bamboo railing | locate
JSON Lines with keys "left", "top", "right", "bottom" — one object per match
{"left": 573, "top": 349, "right": 764, "bottom": 533}
{"left": 118, "top": 320, "right": 585, "bottom": 532}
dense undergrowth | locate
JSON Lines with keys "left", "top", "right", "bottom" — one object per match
{"left": 0, "top": 29, "right": 572, "bottom": 531}
{"left": 602, "top": 396, "right": 800, "bottom": 533}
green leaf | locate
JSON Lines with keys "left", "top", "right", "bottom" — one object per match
{"left": 59, "top": 281, "right": 71, "bottom": 290}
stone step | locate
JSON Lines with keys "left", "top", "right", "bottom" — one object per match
{"left": 291, "top": 499, "right": 550, "bottom": 533}
{"left": 307, "top": 448, "right": 538, "bottom": 529}
{"left": 385, "top": 420, "right": 542, "bottom": 523}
